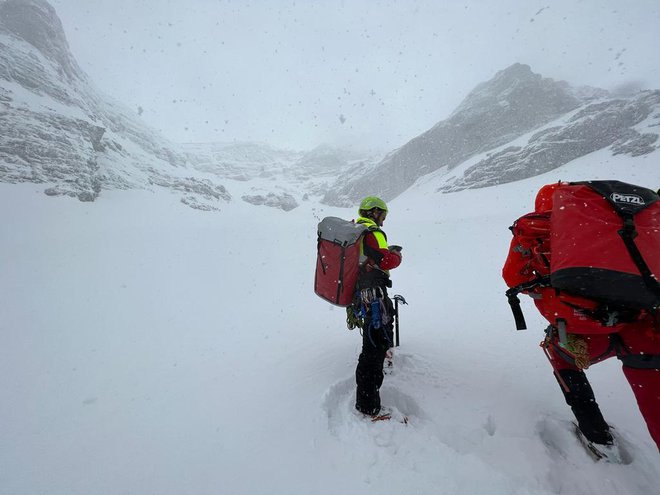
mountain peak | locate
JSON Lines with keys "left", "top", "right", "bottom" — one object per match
{"left": 496, "top": 62, "right": 535, "bottom": 78}
{"left": 0, "top": 0, "right": 81, "bottom": 81}
{"left": 451, "top": 63, "right": 577, "bottom": 120}
{"left": 322, "top": 64, "right": 618, "bottom": 206}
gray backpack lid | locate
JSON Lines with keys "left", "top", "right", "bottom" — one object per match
{"left": 318, "top": 216, "right": 368, "bottom": 246}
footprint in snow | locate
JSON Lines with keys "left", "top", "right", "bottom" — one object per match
{"left": 321, "top": 371, "right": 424, "bottom": 437}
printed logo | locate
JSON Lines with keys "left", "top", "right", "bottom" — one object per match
{"left": 610, "top": 192, "right": 645, "bottom": 205}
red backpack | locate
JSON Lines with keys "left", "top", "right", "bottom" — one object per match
{"left": 504, "top": 180, "right": 660, "bottom": 333}
{"left": 314, "top": 217, "right": 369, "bottom": 306}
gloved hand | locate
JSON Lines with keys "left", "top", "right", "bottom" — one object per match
{"left": 388, "top": 245, "right": 403, "bottom": 262}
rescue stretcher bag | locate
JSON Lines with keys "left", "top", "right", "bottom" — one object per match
{"left": 503, "top": 180, "right": 659, "bottom": 332}
{"left": 550, "top": 181, "right": 660, "bottom": 310}
{"left": 315, "top": 217, "right": 368, "bottom": 306}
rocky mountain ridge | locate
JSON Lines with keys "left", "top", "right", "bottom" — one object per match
{"left": 440, "top": 90, "right": 660, "bottom": 192}
{"left": 322, "top": 63, "right": 659, "bottom": 206}
{"left": 1, "top": 0, "right": 658, "bottom": 212}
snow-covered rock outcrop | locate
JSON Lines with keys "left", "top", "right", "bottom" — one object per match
{"left": 0, "top": 0, "right": 229, "bottom": 209}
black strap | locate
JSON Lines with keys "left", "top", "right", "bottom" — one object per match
{"left": 610, "top": 332, "right": 660, "bottom": 369}
{"left": 363, "top": 242, "right": 384, "bottom": 264}
{"left": 505, "top": 277, "right": 551, "bottom": 330}
{"left": 506, "top": 289, "right": 527, "bottom": 330}
{"left": 546, "top": 330, "right": 615, "bottom": 367}
{"left": 618, "top": 213, "right": 660, "bottom": 305}
{"left": 547, "top": 330, "right": 660, "bottom": 369}
{"left": 359, "top": 223, "right": 387, "bottom": 265}
{"left": 316, "top": 235, "right": 327, "bottom": 275}
{"left": 335, "top": 245, "right": 347, "bottom": 303}
{"left": 618, "top": 353, "right": 660, "bottom": 370}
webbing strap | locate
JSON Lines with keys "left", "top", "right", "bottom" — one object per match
{"left": 363, "top": 242, "right": 384, "bottom": 264}
{"left": 360, "top": 224, "right": 386, "bottom": 265}
{"left": 619, "top": 354, "right": 660, "bottom": 369}
{"left": 608, "top": 333, "right": 660, "bottom": 369}
{"left": 506, "top": 290, "right": 527, "bottom": 331}
{"left": 618, "top": 214, "right": 660, "bottom": 306}
{"left": 317, "top": 235, "right": 326, "bottom": 275}
{"left": 505, "top": 276, "right": 550, "bottom": 331}
{"left": 335, "top": 245, "right": 346, "bottom": 303}
{"left": 546, "top": 328, "right": 617, "bottom": 369}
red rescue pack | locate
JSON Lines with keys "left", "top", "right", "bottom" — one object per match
{"left": 550, "top": 181, "right": 660, "bottom": 310}
{"left": 503, "top": 180, "right": 660, "bottom": 333}
{"left": 314, "top": 217, "right": 368, "bottom": 306}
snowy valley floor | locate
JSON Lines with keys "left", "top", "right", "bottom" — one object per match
{"left": 1, "top": 154, "right": 659, "bottom": 495}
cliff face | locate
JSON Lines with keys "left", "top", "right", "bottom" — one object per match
{"left": 0, "top": 0, "right": 230, "bottom": 208}
{"left": 1, "top": 0, "right": 81, "bottom": 82}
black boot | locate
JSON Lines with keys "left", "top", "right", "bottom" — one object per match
{"left": 557, "top": 369, "right": 613, "bottom": 445}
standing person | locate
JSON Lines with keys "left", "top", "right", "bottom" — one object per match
{"left": 503, "top": 182, "right": 660, "bottom": 457}
{"left": 352, "top": 196, "right": 403, "bottom": 418}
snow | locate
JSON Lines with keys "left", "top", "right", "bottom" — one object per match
{"left": 0, "top": 78, "right": 87, "bottom": 121}
{"left": 1, "top": 151, "right": 659, "bottom": 494}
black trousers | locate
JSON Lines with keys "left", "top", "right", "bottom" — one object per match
{"left": 556, "top": 369, "right": 612, "bottom": 445}
{"left": 355, "top": 295, "right": 394, "bottom": 415}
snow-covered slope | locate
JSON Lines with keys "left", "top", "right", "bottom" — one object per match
{"left": 1, "top": 147, "right": 658, "bottom": 494}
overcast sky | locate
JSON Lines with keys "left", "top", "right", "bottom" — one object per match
{"left": 50, "top": 0, "right": 660, "bottom": 151}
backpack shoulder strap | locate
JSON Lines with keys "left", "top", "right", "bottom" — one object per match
{"left": 362, "top": 229, "right": 385, "bottom": 264}
{"left": 356, "top": 224, "right": 387, "bottom": 264}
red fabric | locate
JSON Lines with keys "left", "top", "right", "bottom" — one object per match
{"left": 314, "top": 239, "right": 361, "bottom": 307}
{"left": 551, "top": 184, "right": 660, "bottom": 277}
{"left": 532, "top": 287, "right": 641, "bottom": 335}
{"left": 545, "top": 321, "right": 660, "bottom": 450}
{"left": 622, "top": 365, "right": 660, "bottom": 451}
{"left": 534, "top": 182, "right": 563, "bottom": 212}
{"left": 502, "top": 196, "right": 654, "bottom": 334}
{"left": 502, "top": 212, "right": 551, "bottom": 288}
{"left": 505, "top": 182, "right": 660, "bottom": 449}
{"left": 363, "top": 231, "right": 401, "bottom": 270}
{"left": 546, "top": 333, "right": 609, "bottom": 372}
{"left": 502, "top": 236, "right": 529, "bottom": 288}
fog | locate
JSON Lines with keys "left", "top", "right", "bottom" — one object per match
{"left": 50, "top": 0, "right": 660, "bottom": 150}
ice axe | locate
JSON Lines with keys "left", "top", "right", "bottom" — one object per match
{"left": 392, "top": 294, "right": 408, "bottom": 347}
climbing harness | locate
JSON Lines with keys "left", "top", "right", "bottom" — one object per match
{"left": 346, "top": 288, "right": 392, "bottom": 331}
{"left": 541, "top": 325, "right": 591, "bottom": 372}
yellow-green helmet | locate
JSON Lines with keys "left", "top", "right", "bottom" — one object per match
{"left": 359, "top": 196, "right": 388, "bottom": 214}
